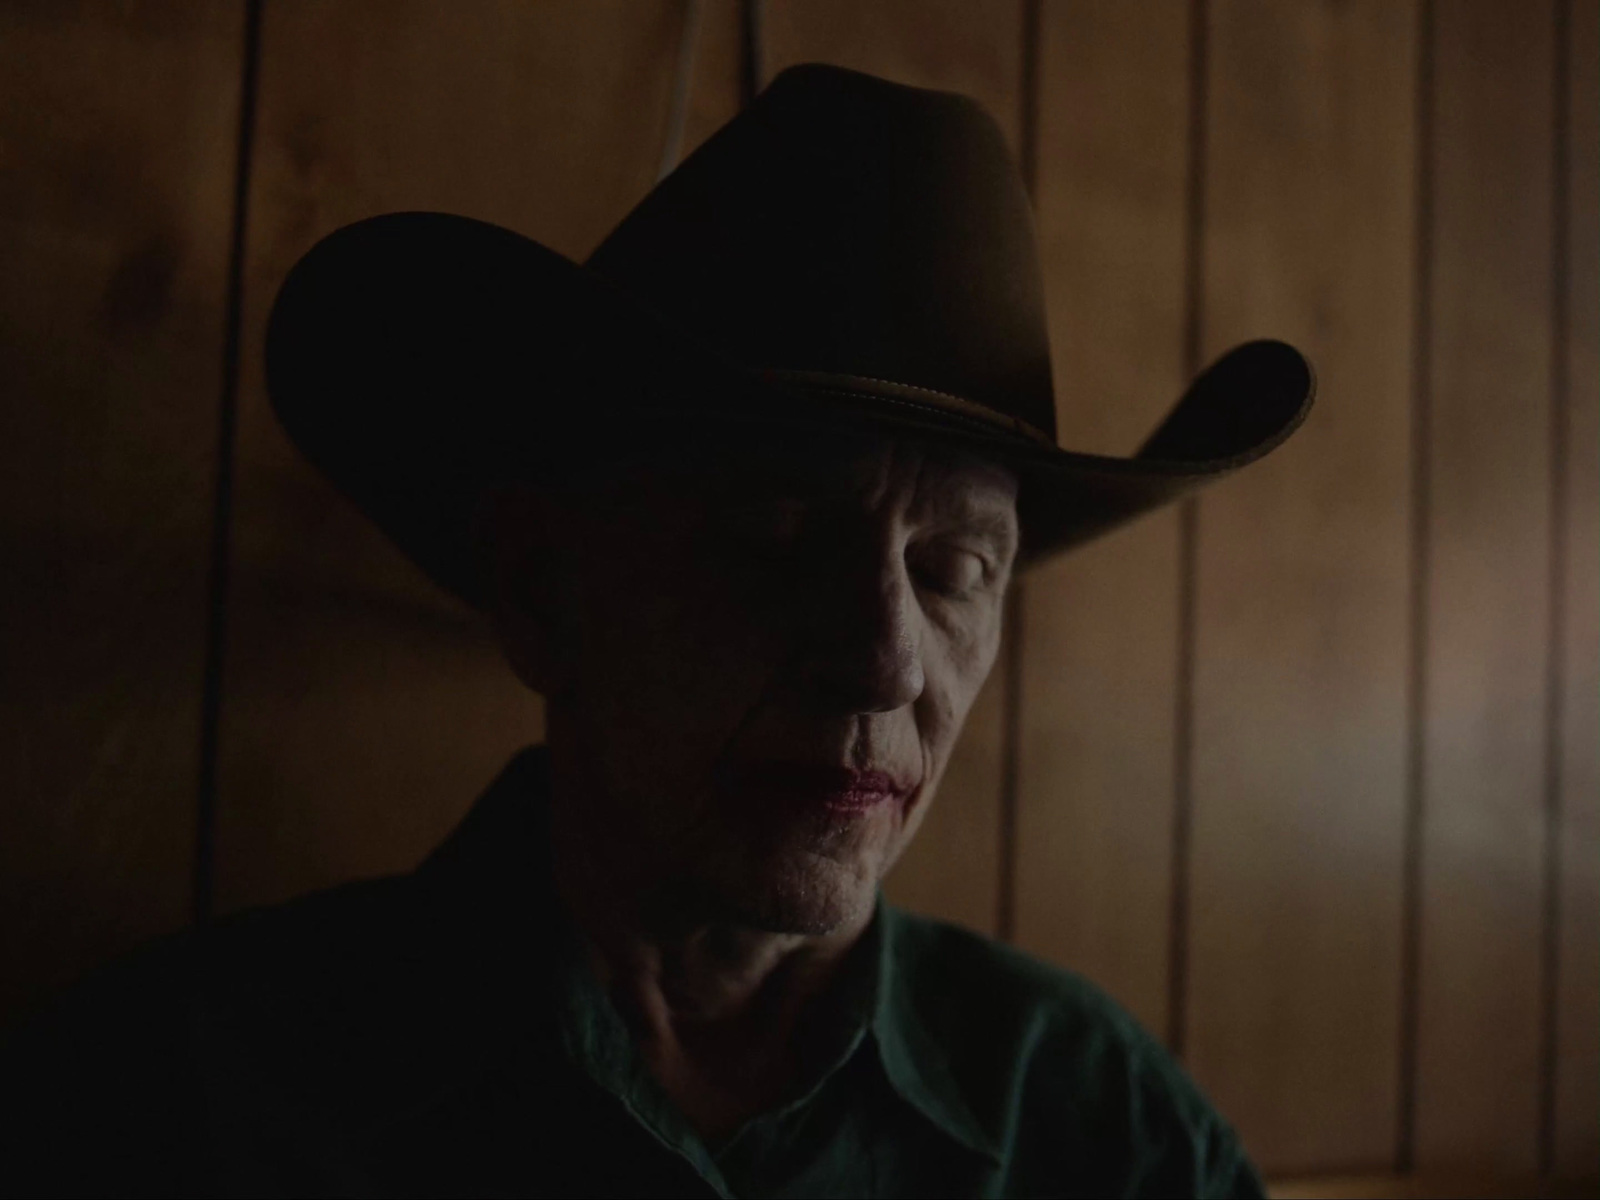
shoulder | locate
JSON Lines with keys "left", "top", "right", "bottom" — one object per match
{"left": 35, "top": 869, "right": 430, "bottom": 1043}
{"left": 884, "top": 907, "right": 1264, "bottom": 1199}
{"left": 3, "top": 869, "right": 424, "bottom": 1052}
{"left": 884, "top": 905, "right": 1164, "bottom": 1089}
{"left": 887, "top": 905, "right": 1147, "bottom": 1040}
{"left": 0, "top": 872, "right": 441, "bottom": 1195}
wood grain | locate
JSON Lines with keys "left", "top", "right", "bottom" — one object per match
{"left": 213, "top": 1, "right": 683, "bottom": 914}
{"left": 763, "top": 0, "right": 1025, "bottom": 935}
{"left": 1013, "top": 0, "right": 1191, "bottom": 1035}
{"left": 1417, "top": 0, "right": 1556, "bottom": 1174}
{"left": 0, "top": 2, "right": 243, "bottom": 1025}
{"left": 1186, "top": 0, "right": 1417, "bottom": 1173}
{"left": 1554, "top": 0, "right": 1599, "bottom": 1179}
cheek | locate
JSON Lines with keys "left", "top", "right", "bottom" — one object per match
{"left": 566, "top": 560, "right": 787, "bottom": 809}
{"left": 919, "top": 600, "right": 1003, "bottom": 746}
{"left": 898, "top": 598, "right": 1004, "bottom": 831}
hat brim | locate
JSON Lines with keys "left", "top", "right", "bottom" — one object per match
{"left": 266, "top": 212, "right": 1314, "bottom": 608}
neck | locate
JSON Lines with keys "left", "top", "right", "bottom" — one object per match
{"left": 544, "top": 737, "right": 874, "bottom": 1139}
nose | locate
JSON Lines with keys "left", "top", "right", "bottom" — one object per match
{"left": 799, "top": 541, "right": 925, "bottom": 715}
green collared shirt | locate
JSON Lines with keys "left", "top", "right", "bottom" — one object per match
{"left": 1, "top": 747, "right": 1264, "bottom": 1198}
{"left": 549, "top": 860, "right": 1262, "bottom": 1198}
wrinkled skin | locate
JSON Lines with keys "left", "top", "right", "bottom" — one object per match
{"left": 487, "top": 431, "right": 1018, "bottom": 939}
{"left": 483, "top": 429, "right": 1018, "bottom": 1137}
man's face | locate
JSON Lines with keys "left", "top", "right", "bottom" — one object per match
{"left": 495, "top": 432, "right": 1018, "bottom": 937}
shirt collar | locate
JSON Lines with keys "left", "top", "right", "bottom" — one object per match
{"left": 549, "top": 926, "right": 735, "bottom": 1195}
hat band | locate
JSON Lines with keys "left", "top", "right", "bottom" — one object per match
{"left": 758, "top": 369, "right": 1057, "bottom": 449}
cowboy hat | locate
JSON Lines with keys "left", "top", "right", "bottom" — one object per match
{"left": 266, "top": 63, "right": 1312, "bottom": 608}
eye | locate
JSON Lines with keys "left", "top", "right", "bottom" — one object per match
{"left": 909, "top": 542, "right": 991, "bottom": 597}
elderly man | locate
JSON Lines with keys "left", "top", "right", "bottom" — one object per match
{"left": 2, "top": 66, "right": 1309, "bottom": 1197}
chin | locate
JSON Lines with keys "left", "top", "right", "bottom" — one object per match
{"left": 726, "top": 851, "right": 880, "bottom": 936}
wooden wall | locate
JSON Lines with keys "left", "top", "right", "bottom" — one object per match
{"left": 2, "top": 0, "right": 1594, "bottom": 1187}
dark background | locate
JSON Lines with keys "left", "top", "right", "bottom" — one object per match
{"left": 1, "top": 2, "right": 1594, "bottom": 1194}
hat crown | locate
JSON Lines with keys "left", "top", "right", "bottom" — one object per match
{"left": 585, "top": 64, "right": 1058, "bottom": 443}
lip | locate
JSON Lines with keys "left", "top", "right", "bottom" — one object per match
{"left": 718, "top": 762, "right": 916, "bottom": 816}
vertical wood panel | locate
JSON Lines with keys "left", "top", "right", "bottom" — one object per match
{"left": 215, "top": 1, "right": 682, "bottom": 914}
{"left": 1417, "top": 0, "right": 1555, "bottom": 1173}
{"left": 681, "top": 0, "right": 743, "bottom": 159}
{"left": 1188, "top": 0, "right": 1416, "bottom": 1173}
{"left": 1554, "top": 0, "right": 1598, "bottom": 1178}
{"left": 0, "top": 3, "right": 243, "bottom": 1024}
{"left": 764, "top": 0, "right": 1025, "bottom": 935}
{"left": 1013, "top": 0, "right": 1190, "bottom": 1035}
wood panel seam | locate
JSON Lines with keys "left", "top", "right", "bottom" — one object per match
{"left": 656, "top": 0, "right": 704, "bottom": 182}
{"left": 1166, "top": 0, "right": 1210, "bottom": 1060}
{"left": 1536, "top": 0, "right": 1573, "bottom": 1176}
{"left": 193, "top": 0, "right": 264, "bottom": 930}
{"left": 740, "top": 0, "right": 766, "bottom": 107}
{"left": 1397, "top": 0, "right": 1436, "bottom": 1173}
{"left": 997, "top": 0, "right": 1041, "bottom": 946}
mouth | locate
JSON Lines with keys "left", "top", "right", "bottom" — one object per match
{"left": 718, "top": 762, "right": 917, "bottom": 818}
